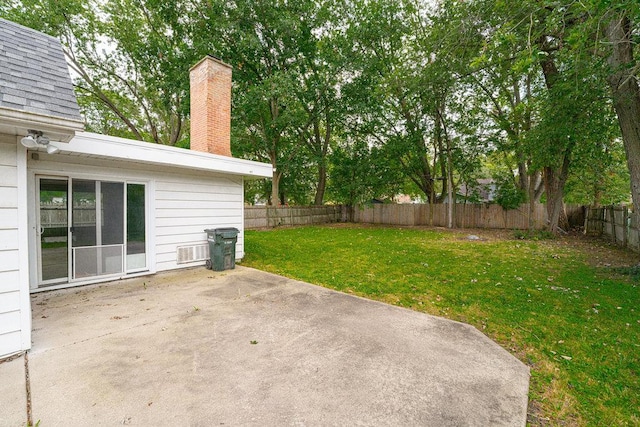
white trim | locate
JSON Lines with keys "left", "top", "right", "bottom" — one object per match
{"left": 64, "top": 132, "right": 272, "bottom": 179}
{"left": 27, "top": 170, "right": 38, "bottom": 291}
{"left": 32, "top": 175, "right": 71, "bottom": 286}
{"left": 125, "top": 181, "right": 148, "bottom": 274}
{"left": 0, "top": 107, "right": 84, "bottom": 142}
{"left": 95, "top": 181, "right": 103, "bottom": 247}
{"left": 66, "top": 178, "right": 72, "bottom": 282}
{"left": 29, "top": 270, "right": 153, "bottom": 294}
{"left": 30, "top": 172, "right": 154, "bottom": 291}
{"left": 71, "top": 244, "right": 124, "bottom": 280}
{"left": 147, "top": 180, "right": 157, "bottom": 274}
{"left": 34, "top": 175, "right": 71, "bottom": 287}
{"left": 33, "top": 168, "right": 139, "bottom": 185}
{"left": 239, "top": 176, "right": 246, "bottom": 260}
{"left": 16, "top": 139, "right": 31, "bottom": 351}
{"left": 124, "top": 183, "right": 129, "bottom": 270}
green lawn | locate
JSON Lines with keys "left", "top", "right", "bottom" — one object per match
{"left": 242, "top": 224, "right": 639, "bottom": 426}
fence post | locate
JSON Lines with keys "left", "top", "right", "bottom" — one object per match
{"left": 609, "top": 206, "right": 616, "bottom": 244}
{"left": 583, "top": 206, "right": 589, "bottom": 234}
{"left": 597, "top": 207, "right": 605, "bottom": 234}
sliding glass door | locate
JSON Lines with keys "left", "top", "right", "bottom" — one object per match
{"left": 71, "top": 180, "right": 125, "bottom": 279}
{"left": 126, "top": 183, "right": 146, "bottom": 271}
{"left": 37, "top": 176, "right": 146, "bottom": 287}
{"left": 38, "top": 178, "right": 69, "bottom": 284}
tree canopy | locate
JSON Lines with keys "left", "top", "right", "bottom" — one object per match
{"left": 2, "top": 0, "right": 637, "bottom": 230}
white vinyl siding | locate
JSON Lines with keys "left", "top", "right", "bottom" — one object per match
{"left": 0, "top": 249, "right": 20, "bottom": 272}
{"left": 0, "top": 136, "right": 24, "bottom": 357}
{"left": 155, "top": 174, "right": 244, "bottom": 272}
{"left": 0, "top": 206, "right": 18, "bottom": 229}
{"left": 0, "top": 229, "right": 18, "bottom": 250}
{"left": 28, "top": 153, "right": 246, "bottom": 280}
{"left": 0, "top": 271, "right": 20, "bottom": 294}
{"left": 0, "top": 310, "right": 22, "bottom": 335}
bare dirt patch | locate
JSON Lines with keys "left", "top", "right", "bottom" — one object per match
{"left": 556, "top": 233, "right": 639, "bottom": 268}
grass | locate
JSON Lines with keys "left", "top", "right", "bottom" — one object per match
{"left": 242, "top": 224, "right": 640, "bottom": 426}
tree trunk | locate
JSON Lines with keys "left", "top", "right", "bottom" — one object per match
{"left": 537, "top": 39, "right": 572, "bottom": 233}
{"left": 527, "top": 169, "right": 543, "bottom": 229}
{"left": 593, "top": 185, "right": 603, "bottom": 208}
{"left": 544, "top": 157, "right": 570, "bottom": 233}
{"left": 605, "top": 15, "right": 640, "bottom": 213}
{"left": 434, "top": 119, "right": 448, "bottom": 203}
{"left": 445, "top": 130, "right": 454, "bottom": 228}
{"left": 447, "top": 161, "right": 454, "bottom": 228}
{"left": 310, "top": 116, "right": 330, "bottom": 206}
{"left": 518, "top": 161, "right": 528, "bottom": 194}
{"left": 400, "top": 156, "right": 433, "bottom": 203}
{"left": 314, "top": 162, "right": 327, "bottom": 206}
{"left": 271, "top": 167, "right": 281, "bottom": 206}
{"left": 267, "top": 97, "right": 282, "bottom": 207}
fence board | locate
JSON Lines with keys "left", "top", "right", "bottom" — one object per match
{"left": 352, "top": 203, "right": 574, "bottom": 230}
{"left": 245, "top": 203, "right": 589, "bottom": 232}
{"left": 585, "top": 205, "right": 638, "bottom": 253}
{"left": 629, "top": 212, "right": 640, "bottom": 252}
{"left": 244, "top": 206, "right": 343, "bottom": 229}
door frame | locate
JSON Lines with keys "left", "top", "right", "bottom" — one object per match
{"left": 32, "top": 172, "right": 151, "bottom": 290}
{"left": 70, "top": 179, "right": 124, "bottom": 282}
{"left": 35, "top": 175, "right": 70, "bottom": 287}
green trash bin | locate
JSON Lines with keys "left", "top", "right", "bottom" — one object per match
{"left": 204, "top": 227, "right": 239, "bottom": 271}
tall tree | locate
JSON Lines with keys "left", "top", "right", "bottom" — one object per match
{"left": 291, "top": 1, "right": 347, "bottom": 205}
{"left": 342, "top": 0, "right": 484, "bottom": 206}
{"left": 1, "top": 0, "right": 194, "bottom": 145}
{"left": 602, "top": 7, "right": 640, "bottom": 212}
{"left": 462, "top": 0, "right": 618, "bottom": 232}
{"left": 192, "top": 0, "right": 345, "bottom": 206}
{"left": 328, "top": 136, "right": 406, "bottom": 207}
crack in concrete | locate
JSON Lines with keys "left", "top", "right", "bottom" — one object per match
{"left": 25, "top": 352, "right": 33, "bottom": 427}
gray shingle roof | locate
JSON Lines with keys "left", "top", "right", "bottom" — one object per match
{"left": 0, "top": 18, "right": 83, "bottom": 122}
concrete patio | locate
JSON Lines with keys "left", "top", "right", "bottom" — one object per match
{"left": 0, "top": 266, "right": 530, "bottom": 426}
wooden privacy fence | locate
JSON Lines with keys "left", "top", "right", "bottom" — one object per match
{"left": 245, "top": 205, "right": 345, "bottom": 229}
{"left": 352, "top": 203, "right": 585, "bottom": 229}
{"left": 245, "top": 203, "right": 586, "bottom": 230}
{"left": 585, "top": 205, "right": 639, "bottom": 252}
{"left": 41, "top": 206, "right": 96, "bottom": 228}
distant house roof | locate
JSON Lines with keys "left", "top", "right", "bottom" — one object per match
{"left": 458, "top": 179, "right": 497, "bottom": 202}
{"left": 0, "top": 18, "right": 82, "bottom": 122}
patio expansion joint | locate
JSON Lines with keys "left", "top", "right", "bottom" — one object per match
{"left": 0, "top": 351, "right": 32, "bottom": 426}
{"left": 25, "top": 352, "right": 33, "bottom": 427}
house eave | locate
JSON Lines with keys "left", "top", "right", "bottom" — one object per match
{"left": 0, "top": 107, "right": 85, "bottom": 142}
{"left": 57, "top": 131, "right": 273, "bottom": 179}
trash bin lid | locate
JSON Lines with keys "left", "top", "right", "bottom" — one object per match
{"left": 213, "top": 227, "right": 239, "bottom": 238}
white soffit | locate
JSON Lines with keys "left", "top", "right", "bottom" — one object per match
{"left": 0, "top": 107, "right": 84, "bottom": 142}
{"left": 60, "top": 131, "right": 272, "bottom": 179}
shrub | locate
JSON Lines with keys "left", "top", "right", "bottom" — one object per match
{"left": 495, "top": 176, "right": 526, "bottom": 210}
{"left": 513, "top": 229, "right": 555, "bottom": 240}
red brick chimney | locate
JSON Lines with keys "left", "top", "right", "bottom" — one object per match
{"left": 189, "top": 56, "right": 232, "bottom": 156}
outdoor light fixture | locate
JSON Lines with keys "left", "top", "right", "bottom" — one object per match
{"left": 20, "top": 130, "right": 60, "bottom": 154}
